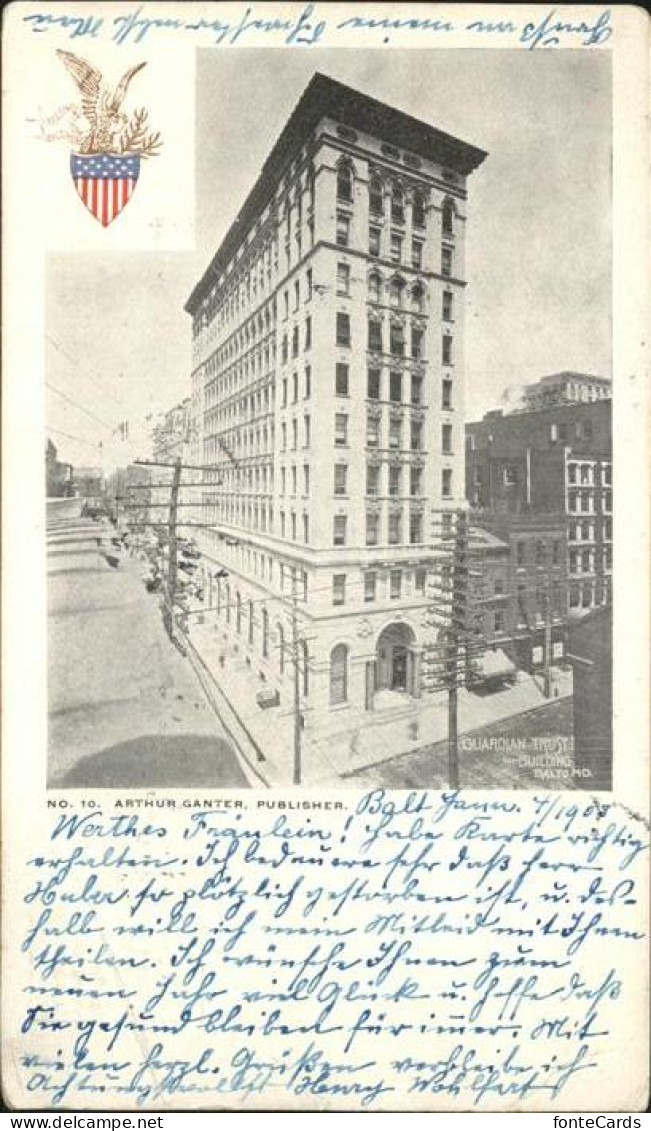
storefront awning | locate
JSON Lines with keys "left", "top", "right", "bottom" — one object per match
{"left": 476, "top": 648, "right": 516, "bottom": 680}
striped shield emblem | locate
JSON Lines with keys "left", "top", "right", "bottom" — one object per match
{"left": 70, "top": 152, "right": 140, "bottom": 227}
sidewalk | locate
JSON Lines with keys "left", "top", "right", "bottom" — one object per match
{"left": 186, "top": 617, "right": 573, "bottom": 788}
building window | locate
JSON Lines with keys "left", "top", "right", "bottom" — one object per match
{"left": 292, "top": 419, "right": 298, "bottom": 450}
{"left": 388, "top": 510, "right": 402, "bottom": 544}
{"left": 410, "top": 466, "right": 422, "bottom": 496}
{"left": 303, "top": 464, "right": 310, "bottom": 496}
{"left": 333, "top": 574, "right": 346, "bottom": 606}
{"left": 337, "top": 161, "right": 353, "bottom": 203}
{"left": 334, "top": 413, "right": 348, "bottom": 447}
{"left": 391, "top": 183, "right": 405, "bottom": 224}
{"left": 292, "top": 325, "right": 299, "bottom": 358}
{"left": 330, "top": 644, "right": 349, "bottom": 705}
{"left": 517, "top": 541, "right": 525, "bottom": 566}
{"left": 442, "top": 291, "right": 453, "bottom": 322}
{"left": 367, "top": 414, "right": 380, "bottom": 448}
{"left": 389, "top": 277, "right": 404, "bottom": 308}
{"left": 334, "top": 463, "right": 348, "bottom": 496}
{"left": 411, "top": 374, "right": 423, "bottom": 405}
{"left": 494, "top": 610, "right": 505, "bottom": 633}
{"left": 303, "top": 414, "right": 311, "bottom": 448}
{"left": 367, "top": 367, "right": 381, "bottom": 399}
{"left": 411, "top": 420, "right": 423, "bottom": 451}
{"left": 441, "top": 246, "right": 452, "bottom": 277}
{"left": 389, "top": 370, "right": 402, "bottom": 403}
{"left": 389, "top": 465, "right": 401, "bottom": 497}
{"left": 412, "top": 190, "right": 426, "bottom": 229}
{"left": 415, "top": 568, "right": 426, "bottom": 594}
{"left": 410, "top": 283, "right": 425, "bottom": 314}
{"left": 262, "top": 608, "right": 269, "bottom": 658}
{"left": 390, "top": 232, "right": 402, "bottom": 263}
{"left": 368, "top": 318, "right": 383, "bottom": 352}
{"left": 442, "top": 198, "right": 455, "bottom": 235}
{"left": 291, "top": 513, "right": 296, "bottom": 541}
{"left": 442, "top": 423, "right": 452, "bottom": 454}
{"left": 305, "top": 365, "right": 311, "bottom": 398}
{"left": 411, "top": 327, "right": 424, "bottom": 360}
{"left": 336, "top": 312, "right": 351, "bottom": 347}
{"left": 337, "top": 262, "right": 351, "bottom": 296}
{"left": 292, "top": 372, "right": 299, "bottom": 403}
{"left": 442, "top": 468, "right": 452, "bottom": 498}
{"left": 306, "top": 268, "right": 313, "bottom": 302}
{"left": 389, "top": 417, "right": 402, "bottom": 450}
{"left": 390, "top": 323, "right": 405, "bottom": 357}
{"left": 333, "top": 515, "right": 347, "bottom": 545}
{"left": 536, "top": 540, "right": 547, "bottom": 565}
{"left": 390, "top": 569, "right": 402, "bottom": 598}
{"left": 442, "top": 334, "right": 453, "bottom": 365}
{"left": 336, "top": 363, "right": 349, "bottom": 396}
{"left": 494, "top": 578, "right": 504, "bottom": 595}
{"left": 442, "top": 379, "right": 453, "bottom": 410}
{"left": 305, "top": 316, "right": 312, "bottom": 350}
{"left": 364, "top": 572, "right": 377, "bottom": 602}
{"left": 303, "top": 513, "right": 309, "bottom": 543}
{"left": 369, "top": 226, "right": 381, "bottom": 257}
{"left": 411, "top": 239, "right": 423, "bottom": 270}
{"left": 282, "top": 376, "right": 288, "bottom": 407}
{"left": 366, "top": 463, "right": 380, "bottom": 495}
{"left": 366, "top": 511, "right": 379, "bottom": 546}
{"left": 550, "top": 423, "right": 559, "bottom": 442}
{"left": 281, "top": 422, "right": 287, "bottom": 451}
{"left": 336, "top": 213, "right": 350, "bottom": 247}
{"left": 368, "top": 272, "right": 381, "bottom": 303}
{"left": 410, "top": 511, "right": 423, "bottom": 544}
{"left": 369, "top": 175, "right": 384, "bottom": 216}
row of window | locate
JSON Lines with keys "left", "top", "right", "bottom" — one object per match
{"left": 333, "top": 313, "right": 453, "bottom": 364}
{"left": 333, "top": 566, "right": 426, "bottom": 609}
{"left": 567, "top": 461, "right": 611, "bottom": 486}
{"left": 335, "top": 215, "right": 456, "bottom": 277}
{"left": 334, "top": 411, "right": 425, "bottom": 452}
{"left": 569, "top": 547, "right": 612, "bottom": 574}
{"left": 568, "top": 490, "right": 612, "bottom": 514}
{"left": 569, "top": 518, "right": 612, "bottom": 542}
{"left": 280, "top": 316, "right": 312, "bottom": 362}
{"left": 338, "top": 161, "right": 457, "bottom": 238}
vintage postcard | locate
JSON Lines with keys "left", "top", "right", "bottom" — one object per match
{"left": 2, "top": 1, "right": 649, "bottom": 1114}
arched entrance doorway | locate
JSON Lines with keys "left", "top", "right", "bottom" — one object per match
{"left": 375, "top": 622, "right": 419, "bottom": 697}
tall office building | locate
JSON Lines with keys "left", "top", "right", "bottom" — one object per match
{"left": 185, "top": 73, "right": 486, "bottom": 728}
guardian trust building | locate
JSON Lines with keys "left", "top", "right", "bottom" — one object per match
{"left": 185, "top": 73, "right": 486, "bottom": 739}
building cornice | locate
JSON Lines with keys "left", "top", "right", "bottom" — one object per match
{"left": 186, "top": 72, "right": 486, "bottom": 316}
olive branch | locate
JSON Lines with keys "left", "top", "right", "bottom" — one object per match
{"left": 119, "top": 107, "right": 162, "bottom": 158}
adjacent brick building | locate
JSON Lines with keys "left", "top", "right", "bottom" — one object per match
{"left": 466, "top": 392, "right": 611, "bottom": 616}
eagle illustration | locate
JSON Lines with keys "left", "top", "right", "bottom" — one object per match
{"left": 37, "top": 50, "right": 161, "bottom": 157}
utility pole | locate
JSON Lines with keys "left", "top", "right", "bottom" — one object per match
{"left": 543, "top": 574, "right": 553, "bottom": 698}
{"left": 446, "top": 509, "right": 469, "bottom": 790}
{"left": 422, "top": 507, "right": 485, "bottom": 790}
{"left": 291, "top": 569, "right": 302, "bottom": 785}
{"left": 167, "top": 457, "right": 182, "bottom": 608}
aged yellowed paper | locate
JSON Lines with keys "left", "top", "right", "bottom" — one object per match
{"left": 2, "top": 1, "right": 649, "bottom": 1113}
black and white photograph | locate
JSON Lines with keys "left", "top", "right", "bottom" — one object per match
{"left": 4, "top": 3, "right": 649, "bottom": 1117}
{"left": 45, "top": 48, "right": 614, "bottom": 791}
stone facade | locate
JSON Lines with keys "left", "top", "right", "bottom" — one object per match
{"left": 185, "top": 73, "right": 486, "bottom": 732}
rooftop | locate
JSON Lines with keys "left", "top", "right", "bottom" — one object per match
{"left": 186, "top": 72, "right": 487, "bottom": 315}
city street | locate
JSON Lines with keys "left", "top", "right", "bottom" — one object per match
{"left": 344, "top": 697, "right": 575, "bottom": 791}
{"left": 47, "top": 531, "right": 249, "bottom": 789}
